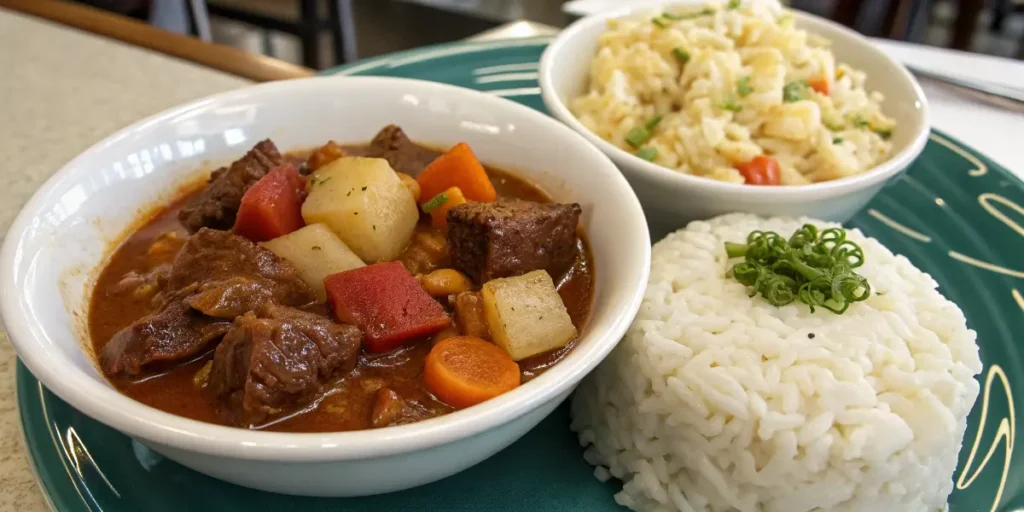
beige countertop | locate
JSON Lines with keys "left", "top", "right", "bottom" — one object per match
{"left": 0, "top": 8, "right": 251, "bottom": 510}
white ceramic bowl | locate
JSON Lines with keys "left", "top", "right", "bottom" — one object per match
{"left": 539, "top": 2, "right": 930, "bottom": 238}
{"left": 0, "top": 77, "right": 650, "bottom": 497}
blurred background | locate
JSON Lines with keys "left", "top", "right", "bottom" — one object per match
{"left": 79, "top": 0, "right": 1024, "bottom": 69}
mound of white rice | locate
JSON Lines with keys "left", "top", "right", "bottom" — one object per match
{"left": 571, "top": 0, "right": 896, "bottom": 184}
{"left": 571, "top": 214, "right": 982, "bottom": 512}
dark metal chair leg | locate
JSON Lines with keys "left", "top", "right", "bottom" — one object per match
{"left": 883, "top": 0, "right": 917, "bottom": 40}
{"left": 833, "top": 0, "right": 918, "bottom": 39}
{"left": 990, "top": 0, "right": 1010, "bottom": 31}
{"left": 832, "top": 0, "right": 861, "bottom": 28}
{"left": 299, "top": 0, "right": 321, "bottom": 69}
{"left": 184, "top": 0, "right": 213, "bottom": 42}
{"left": 261, "top": 29, "right": 274, "bottom": 57}
{"left": 329, "top": 0, "right": 359, "bottom": 64}
{"left": 952, "top": 0, "right": 984, "bottom": 50}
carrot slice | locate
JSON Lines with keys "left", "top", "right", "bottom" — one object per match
{"left": 423, "top": 186, "right": 468, "bottom": 230}
{"left": 424, "top": 336, "right": 520, "bottom": 409}
{"left": 417, "top": 143, "right": 496, "bottom": 204}
{"left": 808, "top": 78, "right": 829, "bottom": 95}
{"left": 736, "top": 156, "right": 780, "bottom": 186}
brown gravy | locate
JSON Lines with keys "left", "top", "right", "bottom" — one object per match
{"left": 89, "top": 149, "right": 594, "bottom": 432}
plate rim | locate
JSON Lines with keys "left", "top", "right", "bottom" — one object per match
{"left": 320, "top": 35, "right": 553, "bottom": 77}
{"left": 14, "top": 35, "right": 1024, "bottom": 511}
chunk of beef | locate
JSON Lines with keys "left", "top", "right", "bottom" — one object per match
{"left": 178, "top": 139, "right": 283, "bottom": 232}
{"left": 167, "top": 228, "right": 316, "bottom": 314}
{"left": 208, "top": 304, "right": 362, "bottom": 427}
{"left": 446, "top": 200, "right": 582, "bottom": 282}
{"left": 370, "top": 388, "right": 435, "bottom": 428}
{"left": 100, "top": 301, "right": 232, "bottom": 376}
{"left": 365, "top": 125, "right": 438, "bottom": 176}
{"left": 101, "top": 229, "right": 316, "bottom": 378}
{"left": 187, "top": 277, "right": 287, "bottom": 319}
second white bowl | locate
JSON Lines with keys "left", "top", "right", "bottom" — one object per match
{"left": 539, "top": 2, "right": 930, "bottom": 238}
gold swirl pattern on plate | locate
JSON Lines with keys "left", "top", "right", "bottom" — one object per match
{"left": 949, "top": 251, "right": 1024, "bottom": 279}
{"left": 866, "top": 209, "right": 932, "bottom": 242}
{"left": 979, "top": 193, "right": 1024, "bottom": 237}
{"left": 930, "top": 132, "right": 988, "bottom": 177}
{"left": 870, "top": 135, "right": 1019, "bottom": 511}
{"left": 949, "top": 191, "right": 1024, "bottom": 278}
{"left": 955, "top": 365, "right": 1016, "bottom": 512}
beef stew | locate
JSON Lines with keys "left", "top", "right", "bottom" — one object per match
{"left": 89, "top": 126, "right": 594, "bottom": 432}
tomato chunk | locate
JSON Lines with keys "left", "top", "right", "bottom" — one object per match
{"left": 233, "top": 164, "right": 306, "bottom": 242}
{"left": 325, "top": 262, "right": 451, "bottom": 353}
{"left": 809, "top": 78, "right": 829, "bottom": 95}
{"left": 737, "top": 156, "right": 781, "bottom": 186}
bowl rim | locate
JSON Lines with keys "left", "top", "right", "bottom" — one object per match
{"left": 0, "top": 76, "right": 651, "bottom": 462}
{"left": 539, "top": 4, "right": 931, "bottom": 198}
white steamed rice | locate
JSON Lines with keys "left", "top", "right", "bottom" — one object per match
{"left": 571, "top": 0, "right": 896, "bottom": 184}
{"left": 571, "top": 214, "right": 982, "bottom": 512}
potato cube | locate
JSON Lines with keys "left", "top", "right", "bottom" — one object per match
{"left": 481, "top": 270, "right": 576, "bottom": 361}
{"left": 260, "top": 224, "right": 365, "bottom": 300}
{"left": 301, "top": 157, "right": 419, "bottom": 263}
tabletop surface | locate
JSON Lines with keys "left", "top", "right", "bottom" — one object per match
{"left": 1, "top": 7, "right": 1022, "bottom": 512}
{"left": 0, "top": 9, "right": 250, "bottom": 511}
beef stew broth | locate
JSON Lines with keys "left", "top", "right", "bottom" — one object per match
{"left": 89, "top": 136, "right": 594, "bottom": 432}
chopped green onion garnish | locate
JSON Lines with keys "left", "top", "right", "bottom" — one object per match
{"left": 672, "top": 47, "right": 690, "bottom": 64}
{"left": 782, "top": 80, "right": 808, "bottom": 102}
{"left": 636, "top": 147, "right": 658, "bottom": 161}
{"left": 725, "top": 241, "right": 748, "bottom": 258}
{"left": 832, "top": 137, "right": 844, "bottom": 144}
{"left": 725, "top": 225, "right": 871, "bottom": 314}
{"left": 824, "top": 119, "right": 845, "bottom": 131}
{"left": 625, "top": 126, "right": 652, "bottom": 148}
{"left": 645, "top": 114, "right": 664, "bottom": 130}
{"left": 664, "top": 8, "right": 714, "bottom": 20}
{"left": 872, "top": 127, "right": 893, "bottom": 139}
{"left": 737, "top": 76, "right": 753, "bottom": 97}
{"left": 728, "top": 0, "right": 742, "bottom": 8}
{"left": 720, "top": 97, "right": 743, "bottom": 112}
{"left": 421, "top": 192, "right": 448, "bottom": 213}
{"left": 652, "top": 17, "right": 670, "bottom": 28}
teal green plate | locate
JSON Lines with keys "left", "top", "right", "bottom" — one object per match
{"left": 16, "top": 37, "right": 1023, "bottom": 511}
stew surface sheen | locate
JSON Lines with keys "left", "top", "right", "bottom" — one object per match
{"left": 89, "top": 144, "right": 594, "bottom": 432}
